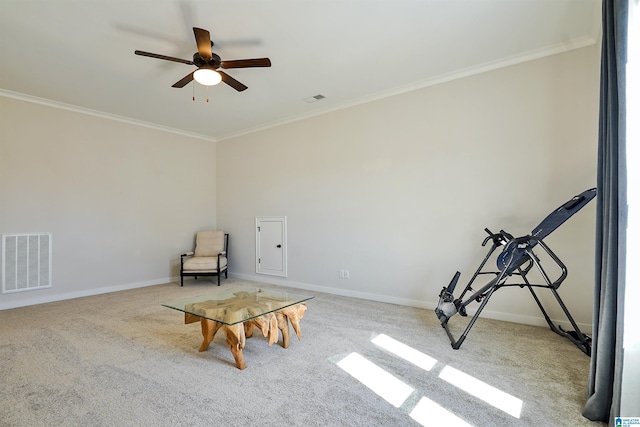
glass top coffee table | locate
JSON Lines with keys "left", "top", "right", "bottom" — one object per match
{"left": 163, "top": 286, "right": 313, "bottom": 369}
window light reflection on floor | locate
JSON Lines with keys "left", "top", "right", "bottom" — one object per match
{"left": 371, "top": 333, "right": 438, "bottom": 371}
{"left": 410, "top": 396, "right": 474, "bottom": 427}
{"left": 336, "top": 352, "right": 414, "bottom": 408}
{"left": 438, "top": 365, "right": 523, "bottom": 418}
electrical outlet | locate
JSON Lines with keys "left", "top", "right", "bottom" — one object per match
{"left": 339, "top": 269, "right": 345, "bottom": 278}
{"left": 344, "top": 270, "right": 350, "bottom": 279}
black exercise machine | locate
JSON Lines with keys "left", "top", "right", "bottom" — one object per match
{"left": 435, "top": 188, "right": 597, "bottom": 355}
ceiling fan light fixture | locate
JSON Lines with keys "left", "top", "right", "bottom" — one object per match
{"left": 194, "top": 68, "right": 221, "bottom": 86}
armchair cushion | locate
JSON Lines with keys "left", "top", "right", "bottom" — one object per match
{"left": 183, "top": 256, "right": 227, "bottom": 272}
{"left": 194, "top": 231, "right": 225, "bottom": 257}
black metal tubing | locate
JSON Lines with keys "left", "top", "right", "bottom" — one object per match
{"left": 436, "top": 233, "right": 591, "bottom": 355}
{"left": 442, "top": 283, "right": 500, "bottom": 349}
{"left": 520, "top": 239, "right": 591, "bottom": 355}
{"left": 455, "top": 242, "right": 499, "bottom": 303}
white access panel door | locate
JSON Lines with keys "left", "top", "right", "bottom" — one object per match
{"left": 256, "top": 216, "right": 287, "bottom": 277}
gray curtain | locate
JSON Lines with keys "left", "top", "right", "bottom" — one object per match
{"left": 582, "top": 0, "right": 628, "bottom": 423}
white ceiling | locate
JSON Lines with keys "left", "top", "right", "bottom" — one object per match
{"left": 0, "top": 0, "right": 601, "bottom": 141}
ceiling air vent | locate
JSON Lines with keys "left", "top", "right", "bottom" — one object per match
{"left": 303, "top": 94, "right": 326, "bottom": 103}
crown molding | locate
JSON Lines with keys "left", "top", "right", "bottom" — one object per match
{"left": 0, "top": 89, "right": 217, "bottom": 143}
{"left": 2, "top": 35, "right": 597, "bottom": 144}
{"left": 217, "top": 36, "right": 598, "bottom": 142}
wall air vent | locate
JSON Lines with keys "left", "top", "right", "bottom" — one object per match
{"left": 2, "top": 233, "right": 52, "bottom": 294}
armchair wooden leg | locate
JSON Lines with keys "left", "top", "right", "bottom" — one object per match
{"left": 217, "top": 272, "right": 221, "bottom": 286}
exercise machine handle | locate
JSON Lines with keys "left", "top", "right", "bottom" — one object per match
{"left": 483, "top": 228, "right": 513, "bottom": 246}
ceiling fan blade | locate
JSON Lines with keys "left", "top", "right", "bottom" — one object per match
{"left": 134, "top": 50, "right": 193, "bottom": 65}
{"left": 219, "top": 70, "right": 248, "bottom": 92}
{"left": 193, "top": 27, "right": 212, "bottom": 60}
{"left": 221, "top": 58, "right": 271, "bottom": 69}
{"left": 171, "top": 71, "right": 195, "bottom": 88}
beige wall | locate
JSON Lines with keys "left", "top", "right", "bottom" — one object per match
{"left": 0, "top": 97, "right": 217, "bottom": 309}
{"left": 0, "top": 44, "right": 600, "bottom": 329}
{"left": 217, "top": 44, "right": 600, "bottom": 329}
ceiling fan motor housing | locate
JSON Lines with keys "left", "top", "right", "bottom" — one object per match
{"left": 193, "top": 52, "right": 221, "bottom": 69}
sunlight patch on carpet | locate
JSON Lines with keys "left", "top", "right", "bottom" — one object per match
{"left": 371, "top": 333, "right": 437, "bottom": 371}
{"left": 337, "top": 352, "right": 414, "bottom": 408}
{"left": 410, "top": 396, "right": 473, "bottom": 427}
{"left": 438, "top": 365, "right": 523, "bottom": 418}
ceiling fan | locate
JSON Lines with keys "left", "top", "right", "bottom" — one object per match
{"left": 135, "top": 27, "right": 271, "bottom": 92}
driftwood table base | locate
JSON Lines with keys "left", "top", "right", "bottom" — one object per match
{"left": 184, "top": 303, "right": 307, "bottom": 370}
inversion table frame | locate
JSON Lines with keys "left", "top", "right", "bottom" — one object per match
{"left": 435, "top": 188, "right": 597, "bottom": 356}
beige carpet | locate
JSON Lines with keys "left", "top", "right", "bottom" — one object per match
{"left": 0, "top": 278, "right": 605, "bottom": 427}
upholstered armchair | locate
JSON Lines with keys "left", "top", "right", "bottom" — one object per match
{"left": 180, "top": 231, "right": 228, "bottom": 286}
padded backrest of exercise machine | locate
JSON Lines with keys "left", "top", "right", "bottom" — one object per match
{"left": 496, "top": 188, "right": 597, "bottom": 273}
{"left": 530, "top": 188, "right": 597, "bottom": 240}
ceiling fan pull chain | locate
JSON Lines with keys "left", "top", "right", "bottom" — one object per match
{"left": 206, "top": 86, "right": 209, "bottom": 103}
{"left": 192, "top": 83, "right": 195, "bottom": 101}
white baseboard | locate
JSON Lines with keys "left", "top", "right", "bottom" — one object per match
{"left": 0, "top": 277, "right": 173, "bottom": 310}
{"left": 229, "top": 272, "right": 593, "bottom": 334}
{"left": 465, "top": 306, "right": 593, "bottom": 334}
{"left": 1, "top": 272, "right": 594, "bottom": 335}
{"left": 230, "top": 272, "right": 432, "bottom": 306}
